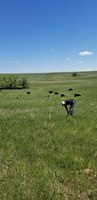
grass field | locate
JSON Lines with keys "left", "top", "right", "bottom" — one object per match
{"left": 0, "top": 71, "right": 97, "bottom": 199}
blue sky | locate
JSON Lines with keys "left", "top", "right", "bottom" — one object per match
{"left": 0, "top": 0, "right": 97, "bottom": 73}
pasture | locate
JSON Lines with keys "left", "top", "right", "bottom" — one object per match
{"left": 0, "top": 71, "right": 97, "bottom": 199}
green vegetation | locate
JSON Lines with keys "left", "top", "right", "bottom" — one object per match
{"left": 0, "top": 75, "right": 29, "bottom": 89}
{"left": 0, "top": 71, "right": 97, "bottom": 199}
{"left": 72, "top": 72, "right": 79, "bottom": 77}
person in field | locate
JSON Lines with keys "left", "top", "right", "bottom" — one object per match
{"left": 61, "top": 99, "right": 76, "bottom": 115}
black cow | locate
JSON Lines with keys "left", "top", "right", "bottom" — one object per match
{"left": 60, "top": 94, "right": 65, "bottom": 97}
{"left": 27, "top": 91, "right": 30, "bottom": 94}
{"left": 54, "top": 92, "right": 59, "bottom": 95}
{"left": 69, "top": 88, "right": 73, "bottom": 91}
{"left": 74, "top": 93, "right": 81, "bottom": 97}
{"left": 49, "top": 91, "right": 53, "bottom": 94}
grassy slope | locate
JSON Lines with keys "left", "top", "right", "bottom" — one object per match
{"left": 0, "top": 71, "right": 97, "bottom": 199}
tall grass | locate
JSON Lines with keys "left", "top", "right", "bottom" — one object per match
{"left": 0, "top": 72, "right": 97, "bottom": 199}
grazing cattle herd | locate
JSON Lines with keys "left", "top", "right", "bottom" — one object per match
{"left": 15, "top": 88, "right": 81, "bottom": 100}
{"left": 48, "top": 88, "right": 81, "bottom": 98}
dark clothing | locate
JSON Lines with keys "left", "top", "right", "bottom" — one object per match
{"left": 65, "top": 99, "right": 75, "bottom": 106}
{"left": 64, "top": 99, "right": 76, "bottom": 115}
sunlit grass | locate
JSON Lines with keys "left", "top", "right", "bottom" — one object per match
{"left": 0, "top": 72, "right": 97, "bottom": 199}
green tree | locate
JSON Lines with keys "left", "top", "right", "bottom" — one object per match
{"left": 72, "top": 72, "right": 79, "bottom": 77}
{"left": 21, "top": 78, "right": 29, "bottom": 89}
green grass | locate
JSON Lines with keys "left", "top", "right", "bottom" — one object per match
{"left": 0, "top": 71, "right": 97, "bottom": 199}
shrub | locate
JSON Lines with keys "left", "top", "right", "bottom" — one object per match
{"left": 72, "top": 72, "right": 79, "bottom": 77}
{"left": 0, "top": 75, "right": 30, "bottom": 89}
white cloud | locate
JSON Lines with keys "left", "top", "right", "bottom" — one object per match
{"left": 79, "top": 51, "right": 94, "bottom": 56}
{"left": 8, "top": 60, "right": 20, "bottom": 64}
{"left": 66, "top": 57, "right": 70, "bottom": 60}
